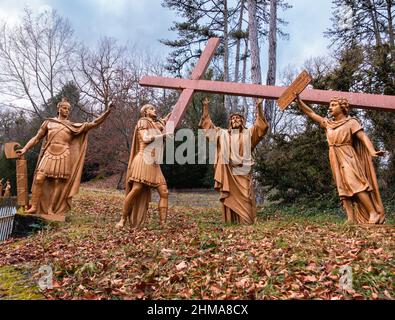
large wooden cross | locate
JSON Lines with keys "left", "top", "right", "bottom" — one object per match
{"left": 140, "top": 37, "right": 395, "bottom": 133}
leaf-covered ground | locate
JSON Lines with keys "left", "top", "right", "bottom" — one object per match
{"left": 0, "top": 188, "right": 394, "bottom": 300}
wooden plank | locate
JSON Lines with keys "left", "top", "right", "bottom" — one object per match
{"left": 165, "top": 37, "right": 221, "bottom": 134}
{"left": 4, "top": 142, "right": 20, "bottom": 159}
{"left": 277, "top": 70, "right": 312, "bottom": 111}
{"left": 190, "top": 38, "right": 221, "bottom": 80}
{"left": 165, "top": 89, "right": 195, "bottom": 134}
{"left": 140, "top": 76, "right": 395, "bottom": 112}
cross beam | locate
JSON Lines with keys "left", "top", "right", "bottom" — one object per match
{"left": 140, "top": 38, "right": 395, "bottom": 133}
{"left": 161, "top": 37, "right": 220, "bottom": 133}
{"left": 140, "top": 76, "right": 395, "bottom": 113}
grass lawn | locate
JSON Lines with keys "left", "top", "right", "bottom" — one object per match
{"left": 0, "top": 188, "right": 393, "bottom": 300}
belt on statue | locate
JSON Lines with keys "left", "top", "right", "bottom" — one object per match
{"left": 329, "top": 143, "right": 352, "bottom": 147}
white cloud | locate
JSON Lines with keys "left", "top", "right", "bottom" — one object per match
{"left": 0, "top": 0, "right": 53, "bottom": 25}
{"left": 84, "top": 0, "right": 141, "bottom": 16}
{"left": 274, "top": 0, "right": 333, "bottom": 77}
{"left": 37, "top": 4, "right": 53, "bottom": 14}
{"left": 0, "top": 0, "right": 335, "bottom": 79}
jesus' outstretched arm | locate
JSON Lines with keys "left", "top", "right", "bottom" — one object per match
{"left": 199, "top": 97, "right": 217, "bottom": 131}
{"left": 251, "top": 99, "right": 269, "bottom": 149}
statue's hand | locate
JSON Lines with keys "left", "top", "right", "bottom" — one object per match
{"left": 202, "top": 97, "right": 210, "bottom": 106}
{"left": 372, "top": 150, "right": 386, "bottom": 157}
{"left": 16, "top": 148, "right": 26, "bottom": 157}
{"left": 164, "top": 111, "right": 172, "bottom": 121}
{"left": 294, "top": 92, "right": 301, "bottom": 103}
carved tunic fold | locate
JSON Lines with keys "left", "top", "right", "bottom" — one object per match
{"left": 37, "top": 121, "right": 73, "bottom": 179}
{"left": 124, "top": 117, "right": 167, "bottom": 228}
{"left": 322, "top": 118, "right": 371, "bottom": 197}
{"left": 200, "top": 113, "right": 267, "bottom": 225}
{"left": 321, "top": 117, "right": 385, "bottom": 224}
{"left": 33, "top": 118, "right": 91, "bottom": 215}
{"left": 127, "top": 117, "right": 166, "bottom": 187}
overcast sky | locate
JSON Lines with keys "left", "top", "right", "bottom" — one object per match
{"left": 0, "top": 0, "right": 334, "bottom": 80}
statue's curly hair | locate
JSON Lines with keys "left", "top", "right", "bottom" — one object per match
{"left": 57, "top": 97, "right": 71, "bottom": 110}
{"left": 140, "top": 104, "right": 155, "bottom": 117}
{"left": 330, "top": 97, "right": 350, "bottom": 115}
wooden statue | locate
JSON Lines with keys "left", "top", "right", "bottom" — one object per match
{"left": 199, "top": 98, "right": 269, "bottom": 225}
{"left": 18, "top": 98, "right": 113, "bottom": 218}
{"left": 3, "top": 180, "right": 11, "bottom": 198}
{"left": 116, "top": 104, "right": 171, "bottom": 229}
{"left": 0, "top": 178, "right": 3, "bottom": 197}
{"left": 296, "top": 95, "right": 386, "bottom": 224}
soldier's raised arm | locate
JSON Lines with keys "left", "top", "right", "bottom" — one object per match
{"left": 85, "top": 103, "right": 114, "bottom": 131}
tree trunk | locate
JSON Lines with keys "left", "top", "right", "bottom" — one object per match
{"left": 223, "top": 0, "right": 231, "bottom": 112}
{"left": 241, "top": 37, "right": 249, "bottom": 119}
{"left": 232, "top": 0, "right": 246, "bottom": 112}
{"left": 366, "top": 0, "right": 383, "bottom": 46}
{"left": 247, "top": 0, "right": 262, "bottom": 86}
{"left": 386, "top": 0, "right": 394, "bottom": 49}
{"left": 265, "top": 0, "right": 277, "bottom": 129}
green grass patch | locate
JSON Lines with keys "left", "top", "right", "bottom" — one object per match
{"left": 0, "top": 266, "right": 44, "bottom": 300}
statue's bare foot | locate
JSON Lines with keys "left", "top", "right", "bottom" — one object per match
{"left": 47, "top": 208, "right": 55, "bottom": 215}
{"left": 25, "top": 206, "right": 37, "bottom": 214}
{"left": 378, "top": 214, "right": 385, "bottom": 224}
{"left": 368, "top": 212, "right": 380, "bottom": 224}
{"left": 159, "top": 220, "right": 167, "bottom": 229}
{"left": 115, "top": 219, "right": 125, "bottom": 229}
{"left": 345, "top": 219, "right": 355, "bottom": 225}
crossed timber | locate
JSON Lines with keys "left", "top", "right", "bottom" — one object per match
{"left": 140, "top": 37, "right": 395, "bottom": 133}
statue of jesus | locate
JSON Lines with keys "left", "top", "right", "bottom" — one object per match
{"left": 199, "top": 98, "right": 269, "bottom": 225}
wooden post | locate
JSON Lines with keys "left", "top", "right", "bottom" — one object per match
{"left": 4, "top": 142, "right": 29, "bottom": 208}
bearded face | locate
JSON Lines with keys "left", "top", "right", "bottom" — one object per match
{"left": 230, "top": 114, "right": 244, "bottom": 130}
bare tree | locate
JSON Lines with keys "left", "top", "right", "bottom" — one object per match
{"left": 72, "top": 39, "right": 173, "bottom": 186}
{"left": 70, "top": 37, "right": 129, "bottom": 112}
{"left": 265, "top": 0, "right": 277, "bottom": 129}
{"left": 326, "top": 0, "right": 394, "bottom": 49}
{"left": 0, "top": 8, "right": 77, "bottom": 118}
